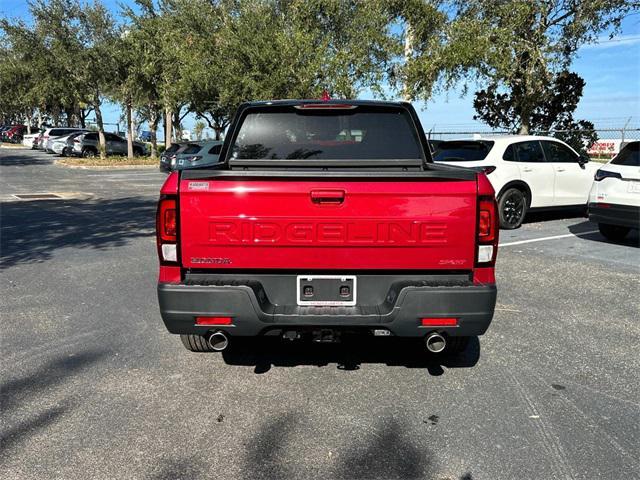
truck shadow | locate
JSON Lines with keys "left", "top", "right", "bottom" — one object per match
{"left": 220, "top": 337, "right": 480, "bottom": 375}
{"left": 1, "top": 197, "right": 155, "bottom": 269}
{"left": 243, "top": 412, "right": 438, "bottom": 480}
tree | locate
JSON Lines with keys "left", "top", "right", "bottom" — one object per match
{"left": 193, "top": 120, "right": 205, "bottom": 141}
{"left": 474, "top": 70, "right": 597, "bottom": 153}
{"left": 169, "top": 0, "right": 406, "bottom": 139}
{"left": 75, "top": 2, "right": 120, "bottom": 158}
{"left": 441, "top": 0, "right": 637, "bottom": 135}
{"left": 121, "top": 0, "right": 168, "bottom": 158}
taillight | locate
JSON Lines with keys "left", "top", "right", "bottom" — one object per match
{"left": 157, "top": 196, "right": 178, "bottom": 264}
{"left": 476, "top": 196, "right": 498, "bottom": 265}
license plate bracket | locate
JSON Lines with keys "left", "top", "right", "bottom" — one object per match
{"left": 297, "top": 275, "right": 357, "bottom": 306}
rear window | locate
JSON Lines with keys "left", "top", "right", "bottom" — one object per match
{"left": 208, "top": 144, "right": 222, "bottom": 155}
{"left": 433, "top": 141, "right": 494, "bottom": 161}
{"left": 164, "top": 144, "right": 181, "bottom": 154}
{"left": 182, "top": 143, "right": 203, "bottom": 155}
{"left": 231, "top": 105, "right": 422, "bottom": 160}
{"left": 611, "top": 142, "right": 639, "bottom": 166}
{"left": 84, "top": 133, "right": 98, "bottom": 140}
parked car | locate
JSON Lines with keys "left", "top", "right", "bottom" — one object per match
{"left": 157, "top": 99, "right": 498, "bottom": 356}
{"left": 50, "top": 131, "right": 86, "bottom": 156}
{"left": 2, "top": 125, "right": 27, "bottom": 143}
{"left": 159, "top": 142, "right": 188, "bottom": 172}
{"left": 22, "top": 132, "right": 42, "bottom": 148}
{"left": 44, "top": 128, "right": 88, "bottom": 153}
{"left": 427, "top": 139, "right": 444, "bottom": 153}
{"left": 175, "top": 141, "right": 223, "bottom": 170}
{"left": 433, "top": 135, "right": 599, "bottom": 229}
{"left": 588, "top": 141, "right": 640, "bottom": 241}
{"left": 70, "top": 131, "right": 147, "bottom": 157}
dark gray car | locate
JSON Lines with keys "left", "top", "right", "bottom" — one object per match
{"left": 159, "top": 143, "right": 188, "bottom": 172}
{"left": 70, "top": 132, "right": 147, "bottom": 157}
{"left": 175, "top": 141, "right": 223, "bottom": 170}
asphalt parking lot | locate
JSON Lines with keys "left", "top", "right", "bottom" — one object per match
{"left": 1, "top": 146, "right": 639, "bottom": 480}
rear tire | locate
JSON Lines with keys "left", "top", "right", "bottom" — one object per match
{"left": 82, "top": 147, "right": 97, "bottom": 158}
{"left": 498, "top": 188, "right": 528, "bottom": 229}
{"left": 598, "top": 223, "right": 630, "bottom": 241}
{"left": 180, "top": 334, "right": 213, "bottom": 352}
{"left": 445, "top": 336, "right": 470, "bottom": 354}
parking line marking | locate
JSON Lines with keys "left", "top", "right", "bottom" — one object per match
{"left": 499, "top": 230, "right": 599, "bottom": 247}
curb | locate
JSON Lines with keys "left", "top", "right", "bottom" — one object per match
{"left": 54, "top": 159, "right": 159, "bottom": 170}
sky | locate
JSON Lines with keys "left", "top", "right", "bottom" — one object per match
{"left": 1, "top": 0, "right": 638, "bottom": 135}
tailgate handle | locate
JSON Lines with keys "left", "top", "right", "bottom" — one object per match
{"left": 310, "top": 189, "right": 345, "bottom": 204}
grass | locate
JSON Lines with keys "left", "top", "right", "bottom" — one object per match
{"left": 57, "top": 155, "right": 159, "bottom": 167}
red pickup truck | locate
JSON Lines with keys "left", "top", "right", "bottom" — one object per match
{"left": 157, "top": 100, "right": 498, "bottom": 355}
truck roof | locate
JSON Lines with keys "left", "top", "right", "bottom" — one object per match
{"left": 239, "top": 99, "right": 411, "bottom": 108}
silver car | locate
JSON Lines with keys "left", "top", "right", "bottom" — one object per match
{"left": 175, "top": 141, "right": 223, "bottom": 169}
{"left": 71, "top": 132, "right": 147, "bottom": 157}
{"left": 50, "top": 131, "right": 86, "bottom": 156}
{"left": 44, "top": 128, "right": 88, "bottom": 153}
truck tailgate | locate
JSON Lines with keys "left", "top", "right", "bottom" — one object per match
{"left": 179, "top": 177, "right": 477, "bottom": 270}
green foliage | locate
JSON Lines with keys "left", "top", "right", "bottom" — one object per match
{"left": 193, "top": 120, "right": 206, "bottom": 141}
{"left": 437, "top": 0, "right": 636, "bottom": 133}
{"left": 474, "top": 71, "right": 598, "bottom": 153}
{"left": 2, "top": 0, "right": 636, "bottom": 144}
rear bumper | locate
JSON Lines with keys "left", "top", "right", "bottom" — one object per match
{"left": 158, "top": 281, "right": 497, "bottom": 338}
{"left": 588, "top": 202, "right": 640, "bottom": 229}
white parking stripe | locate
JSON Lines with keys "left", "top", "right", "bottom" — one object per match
{"left": 499, "top": 230, "right": 599, "bottom": 247}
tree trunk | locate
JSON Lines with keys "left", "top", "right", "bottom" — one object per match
{"left": 518, "top": 121, "right": 530, "bottom": 135}
{"left": 126, "top": 96, "right": 134, "bottom": 159}
{"left": 94, "top": 94, "right": 107, "bottom": 160}
{"left": 214, "top": 127, "right": 222, "bottom": 141}
{"left": 173, "top": 110, "right": 181, "bottom": 141}
{"left": 402, "top": 23, "right": 414, "bottom": 102}
{"left": 150, "top": 106, "right": 159, "bottom": 159}
{"left": 165, "top": 107, "right": 173, "bottom": 148}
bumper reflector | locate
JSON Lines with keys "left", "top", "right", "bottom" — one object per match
{"left": 421, "top": 317, "right": 458, "bottom": 327}
{"left": 195, "top": 316, "right": 233, "bottom": 326}
{"left": 477, "top": 245, "right": 493, "bottom": 263}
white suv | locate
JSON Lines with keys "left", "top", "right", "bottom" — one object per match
{"left": 433, "top": 135, "right": 599, "bottom": 228}
{"left": 588, "top": 141, "right": 640, "bottom": 241}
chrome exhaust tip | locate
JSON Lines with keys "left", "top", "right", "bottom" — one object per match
{"left": 425, "top": 333, "right": 446, "bottom": 353}
{"left": 208, "top": 331, "right": 229, "bottom": 351}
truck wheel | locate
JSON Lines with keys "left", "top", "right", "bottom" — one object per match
{"left": 598, "top": 223, "right": 630, "bottom": 241}
{"left": 498, "top": 188, "right": 527, "bottom": 229}
{"left": 445, "top": 336, "right": 470, "bottom": 354}
{"left": 180, "top": 334, "right": 213, "bottom": 352}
